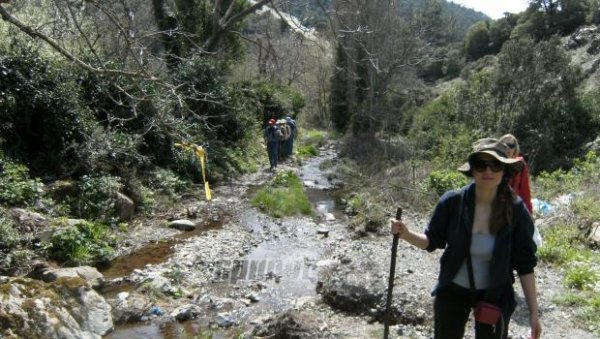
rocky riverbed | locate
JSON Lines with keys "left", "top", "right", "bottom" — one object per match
{"left": 1, "top": 142, "right": 597, "bottom": 339}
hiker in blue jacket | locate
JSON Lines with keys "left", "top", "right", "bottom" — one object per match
{"left": 390, "top": 138, "right": 541, "bottom": 339}
{"left": 264, "top": 118, "right": 280, "bottom": 171}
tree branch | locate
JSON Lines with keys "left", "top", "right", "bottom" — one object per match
{"left": 0, "top": 5, "right": 166, "bottom": 84}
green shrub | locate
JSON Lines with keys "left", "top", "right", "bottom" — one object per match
{"left": 73, "top": 174, "right": 122, "bottom": 221}
{"left": 250, "top": 171, "right": 313, "bottom": 218}
{"left": 147, "top": 168, "right": 188, "bottom": 198}
{"left": 0, "top": 159, "right": 41, "bottom": 206}
{"left": 49, "top": 220, "right": 115, "bottom": 266}
{"left": 564, "top": 264, "right": 598, "bottom": 290}
{"left": 1, "top": 249, "right": 35, "bottom": 276}
{"left": 300, "top": 129, "right": 327, "bottom": 148}
{"left": 537, "top": 223, "right": 581, "bottom": 264}
{"left": 426, "top": 170, "right": 469, "bottom": 197}
{"left": 247, "top": 80, "right": 306, "bottom": 120}
{"left": 536, "top": 151, "right": 600, "bottom": 200}
{"left": 0, "top": 212, "right": 19, "bottom": 252}
{"left": 346, "top": 193, "right": 388, "bottom": 234}
{"left": 0, "top": 43, "right": 97, "bottom": 176}
{"left": 297, "top": 145, "right": 318, "bottom": 157}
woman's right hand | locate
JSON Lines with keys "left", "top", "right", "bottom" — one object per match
{"left": 390, "top": 218, "right": 408, "bottom": 239}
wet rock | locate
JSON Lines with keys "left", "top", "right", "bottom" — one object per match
{"left": 168, "top": 219, "right": 197, "bottom": 231}
{"left": 215, "top": 313, "right": 235, "bottom": 327}
{"left": 251, "top": 310, "right": 323, "bottom": 339}
{"left": 325, "top": 213, "right": 336, "bottom": 221}
{"left": 245, "top": 292, "right": 260, "bottom": 303}
{"left": 171, "top": 304, "right": 203, "bottom": 321}
{"left": 317, "top": 228, "right": 329, "bottom": 237}
{"left": 110, "top": 292, "right": 151, "bottom": 325}
{"left": 40, "top": 266, "right": 105, "bottom": 289}
{"left": 303, "top": 180, "right": 317, "bottom": 188}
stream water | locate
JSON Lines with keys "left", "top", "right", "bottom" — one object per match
{"left": 103, "top": 149, "right": 343, "bottom": 338}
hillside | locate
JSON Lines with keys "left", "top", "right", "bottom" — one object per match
{"left": 278, "top": 0, "right": 489, "bottom": 40}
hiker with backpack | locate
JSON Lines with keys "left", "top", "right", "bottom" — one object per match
{"left": 283, "top": 115, "right": 296, "bottom": 159}
{"left": 390, "top": 138, "right": 541, "bottom": 339}
{"left": 277, "top": 119, "right": 290, "bottom": 162}
{"left": 264, "top": 118, "right": 280, "bottom": 171}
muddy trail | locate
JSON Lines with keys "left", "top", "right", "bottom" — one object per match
{"left": 98, "top": 143, "right": 598, "bottom": 339}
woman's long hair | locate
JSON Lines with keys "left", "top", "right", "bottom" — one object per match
{"left": 490, "top": 178, "right": 516, "bottom": 234}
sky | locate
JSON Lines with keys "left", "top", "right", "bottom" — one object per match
{"left": 448, "top": 0, "right": 530, "bottom": 20}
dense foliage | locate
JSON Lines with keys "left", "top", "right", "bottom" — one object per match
{"left": 409, "top": 36, "right": 599, "bottom": 174}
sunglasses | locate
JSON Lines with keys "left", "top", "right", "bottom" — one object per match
{"left": 505, "top": 143, "right": 516, "bottom": 149}
{"left": 471, "top": 159, "right": 504, "bottom": 172}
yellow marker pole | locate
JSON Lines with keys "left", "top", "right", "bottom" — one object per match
{"left": 175, "top": 142, "right": 212, "bottom": 201}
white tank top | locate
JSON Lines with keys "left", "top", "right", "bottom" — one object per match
{"left": 452, "top": 233, "right": 496, "bottom": 290}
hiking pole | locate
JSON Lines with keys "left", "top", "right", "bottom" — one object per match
{"left": 384, "top": 207, "right": 403, "bottom": 339}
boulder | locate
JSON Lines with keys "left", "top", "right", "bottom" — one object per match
{"left": 0, "top": 277, "right": 113, "bottom": 338}
{"left": 40, "top": 266, "right": 105, "bottom": 289}
{"left": 115, "top": 192, "right": 135, "bottom": 221}
{"left": 8, "top": 208, "right": 48, "bottom": 234}
{"left": 168, "top": 219, "right": 197, "bottom": 231}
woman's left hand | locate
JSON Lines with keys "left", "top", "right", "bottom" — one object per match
{"left": 529, "top": 314, "right": 542, "bottom": 339}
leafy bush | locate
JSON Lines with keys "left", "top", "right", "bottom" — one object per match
{"left": 0, "top": 42, "right": 97, "bottom": 176}
{"left": 344, "top": 193, "right": 388, "bottom": 234}
{"left": 1, "top": 249, "right": 35, "bottom": 276}
{"left": 536, "top": 151, "right": 600, "bottom": 200}
{"left": 537, "top": 222, "right": 582, "bottom": 265}
{"left": 250, "top": 171, "right": 313, "bottom": 218}
{"left": 0, "top": 211, "right": 19, "bottom": 253}
{"left": 49, "top": 220, "right": 115, "bottom": 266}
{"left": 73, "top": 174, "right": 122, "bottom": 221}
{"left": 248, "top": 80, "right": 306, "bottom": 120}
{"left": 146, "top": 168, "right": 189, "bottom": 198}
{"left": 426, "top": 170, "right": 469, "bottom": 197}
{"left": 299, "top": 129, "right": 327, "bottom": 148}
{"left": 564, "top": 264, "right": 598, "bottom": 290}
{"left": 464, "top": 20, "right": 492, "bottom": 61}
{"left": 297, "top": 145, "right": 318, "bottom": 157}
{"left": 0, "top": 158, "right": 41, "bottom": 206}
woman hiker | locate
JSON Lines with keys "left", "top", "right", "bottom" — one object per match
{"left": 499, "top": 134, "right": 533, "bottom": 214}
{"left": 390, "top": 138, "right": 542, "bottom": 339}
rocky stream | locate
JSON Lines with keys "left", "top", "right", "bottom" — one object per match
{"left": 1, "top": 142, "right": 598, "bottom": 339}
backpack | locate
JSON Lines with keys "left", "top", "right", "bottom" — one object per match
{"left": 274, "top": 126, "right": 284, "bottom": 141}
{"left": 281, "top": 124, "right": 291, "bottom": 141}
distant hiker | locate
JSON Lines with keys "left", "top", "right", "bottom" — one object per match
{"left": 499, "top": 134, "right": 533, "bottom": 214}
{"left": 264, "top": 118, "right": 279, "bottom": 171}
{"left": 277, "top": 119, "right": 290, "bottom": 161}
{"left": 283, "top": 115, "right": 296, "bottom": 159}
{"left": 390, "top": 138, "right": 541, "bottom": 339}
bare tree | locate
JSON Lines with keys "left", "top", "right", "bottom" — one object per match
{"left": 329, "top": 0, "right": 436, "bottom": 135}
